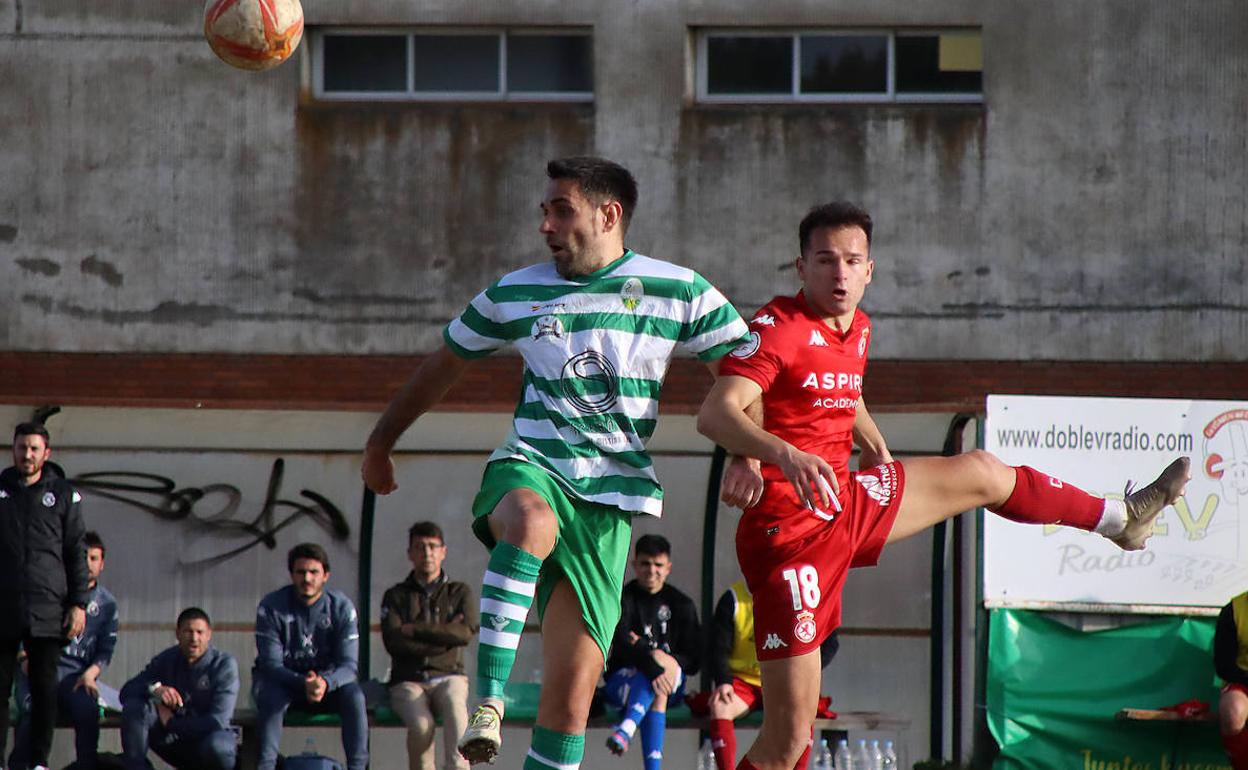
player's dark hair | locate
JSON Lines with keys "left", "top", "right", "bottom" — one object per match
{"left": 85, "top": 531, "right": 105, "bottom": 558}
{"left": 177, "top": 606, "right": 212, "bottom": 629}
{"left": 408, "top": 521, "right": 445, "bottom": 546}
{"left": 288, "top": 542, "right": 330, "bottom": 573}
{"left": 634, "top": 534, "right": 671, "bottom": 558}
{"left": 13, "top": 422, "right": 50, "bottom": 445}
{"left": 547, "top": 156, "right": 639, "bottom": 232}
{"left": 799, "top": 201, "right": 874, "bottom": 254}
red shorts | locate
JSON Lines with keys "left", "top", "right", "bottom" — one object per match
{"left": 737, "top": 461, "right": 905, "bottom": 660}
{"left": 686, "top": 677, "right": 764, "bottom": 716}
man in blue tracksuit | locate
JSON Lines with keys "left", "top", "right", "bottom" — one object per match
{"left": 120, "top": 607, "right": 239, "bottom": 770}
{"left": 253, "top": 542, "right": 367, "bottom": 770}
{"left": 11, "top": 531, "right": 119, "bottom": 770}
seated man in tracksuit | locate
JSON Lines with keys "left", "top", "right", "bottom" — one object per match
{"left": 120, "top": 607, "right": 239, "bottom": 770}
{"left": 602, "top": 535, "right": 700, "bottom": 770}
{"left": 253, "top": 542, "right": 367, "bottom": 770}
{"left": 11, "top": 530, "right": 119, "bottom": 770}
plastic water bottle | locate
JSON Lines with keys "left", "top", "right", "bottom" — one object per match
{"left": 303, "top": 736, "right": 317, "bottom": 755}
{"left": 834, "top": 739, "right": 852, "bottom": 770}
{"left": 881, "top": 740, "right": 898, "bottom": 769}
{"left": 854, "top": 739, "right": 871, "bottom": 770}
{"left": 697, "top": 738, "right": 715, "bottom": 770}
{"left": 812, "top": 738, "right": 833, "bottom": 770}
{"left": 869, "top": 739, "right": 883, "bottom": 770}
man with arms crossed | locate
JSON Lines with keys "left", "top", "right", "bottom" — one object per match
{"left": 698, "top": 201, "right": 1191, "bottom": 770}
{"left": 362, "top": 156, "right": 749, "bottom": 769}
{"left": 383, "top": 521, "right": 478, "bottom": 770}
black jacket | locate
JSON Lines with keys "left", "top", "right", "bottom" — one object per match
{"left": 606, "top": 580, "right": 700, "bottom": 681}
{"left": 0, "top": 463, "right": 89, "bottom": 639}
{"left": 381, "top": 571, "right": 477, "bottom": 682}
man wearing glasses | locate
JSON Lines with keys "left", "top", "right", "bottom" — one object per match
{"left": 382, "top": 522, "right": 479, "bottom": 770}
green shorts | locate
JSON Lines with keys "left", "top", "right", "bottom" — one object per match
{"left": 470, "top": 459, "right": 633, "bottom": 661}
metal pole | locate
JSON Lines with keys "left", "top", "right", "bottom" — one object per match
{"left": 700, "top": 445, "right": 728, "bottom": 692}
{"left": 358, "top": 485, "right": 376, "bottom": 680}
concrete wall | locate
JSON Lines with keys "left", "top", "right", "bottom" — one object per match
{"left": 3, "top": 1, "right": 1245, "bottom": 360}
{"left": 2, "top": 404, "right": 957, "bottom": 769}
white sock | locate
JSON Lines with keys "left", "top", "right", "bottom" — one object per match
{"left": 1094, "top": 498, "right": 1128, "bottom": 537}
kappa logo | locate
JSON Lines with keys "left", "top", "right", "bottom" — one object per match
{"left": 808, "top": 330, "right": 828, "bottom": 347}
{"left": 762, "top": 633, "right": 788, "bottom": 650}
{"left": 490, "top": 614, "right": 510, "bottom": 631}
{"left": 751, "top": 314, "right": 776, "bottom": 327}
{"left": 647, "top": 751, "right": 663, "bottom": 760}
{"left": 41, "top": 492, "right": 56, "bottom": 507}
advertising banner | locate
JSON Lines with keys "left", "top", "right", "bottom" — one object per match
{"left": 987, "top": 608, "right": 1222, "bottom": 769}
{"left": 985, "top": 395, "right": 1248, "bottom": 610}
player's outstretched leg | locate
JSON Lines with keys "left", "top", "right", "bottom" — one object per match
{"left": 888, "top": 452, "right": 1190, "bottom": 551}
{"left": 460, "top": 489, "right": 558, "bottom": 765}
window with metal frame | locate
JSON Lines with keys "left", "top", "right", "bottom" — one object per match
{"left": 697, "top": 29, "right": 982, "bottom": 103}
{"left": 313, "top": 28, "right": 594, "bottom": 101}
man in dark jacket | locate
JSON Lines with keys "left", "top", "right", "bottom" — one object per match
{"left": 11, "top": 530, "right": 119, "bottom": 770}
{"left": 602, "top": 534, "right": 700, "bottom": 770}
{"left": 120, "top": 607, "right": 239, "bottom": 770}
{"left": 383, "top": 521, "right": 478, "bottom": 770}
{"left": 0, "top": 422, "right": 89, "bottom": 770}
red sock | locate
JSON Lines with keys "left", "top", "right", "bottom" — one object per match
{"left": 993, "top": 466, "right": 1104, "bottom": 531}
{"left": 737, "top": 758, "right": 761, "bottom": 770}
{"left": 1223, "top": 727, "right": 1248, "bottom": 770}
{"left": 792, "top": 742, "right": 812, "bottom": 770}
{"left": 711, "top": 719, "right": 737, "bottom": 770}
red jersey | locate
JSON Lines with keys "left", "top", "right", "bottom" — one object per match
{"left": 720, "top": 291, "right": 870, "bottom": 496}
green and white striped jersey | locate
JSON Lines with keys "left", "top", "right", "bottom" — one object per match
{"left": 444, "top": 250, "right": 749, "bottom": 517}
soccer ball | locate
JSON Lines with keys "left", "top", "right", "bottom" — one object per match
{"left": 203, "top": 0, "right": 304, "bottom": 71}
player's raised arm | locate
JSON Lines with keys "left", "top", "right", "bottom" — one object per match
{"left": 362, "top": 344, "right": 471, "bottom": 494}
{"left": 698, "top": 374, "right": 838, "bottom": 511}
{"left": 852, "top": 398, "right": 893, "bottom": 470}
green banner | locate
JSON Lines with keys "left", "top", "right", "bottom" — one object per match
{"left": 987, "top": 608, "right": 1226, "bottom": 770}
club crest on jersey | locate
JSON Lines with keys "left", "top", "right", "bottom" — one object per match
{"left": 794, "top": 611, "right": 817, "bottom": 644}
{"left": 808, "top": 330, "right": 828, "bottom": 347}
{"left": 751, "top": 314, "right": 776, "bottom": 327}
{"left": 41, "top": 492, "right": 56, "bottom": 507}
{"left": 88, "top": 600, "right": 100, "bottom": 617}
{"left": 532, "top": 315, "right": 564, "bottom": 341}
{"left": 858, "top": 328, "right": 869, "bottom": 357}
{"left": 730, "top": 331, "right": 761, "bottom": 359}
{"left": 197, "top": 675, "right": 211, "bottom": 691}
{"left": 319, "top": 615, "right": 332, "bottom": 629}
{"left": 0, "top": 490, "right": 8, "bottom": 499}
{"left": 855, "top": 464, "right": 898, "bottom": 506}
{"left": 620, "top": 278, "right": 644, "bottom": 311}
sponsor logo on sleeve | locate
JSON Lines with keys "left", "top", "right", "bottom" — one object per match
{"left": 730, "top": 331, "right": 761, "bottom": 359}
